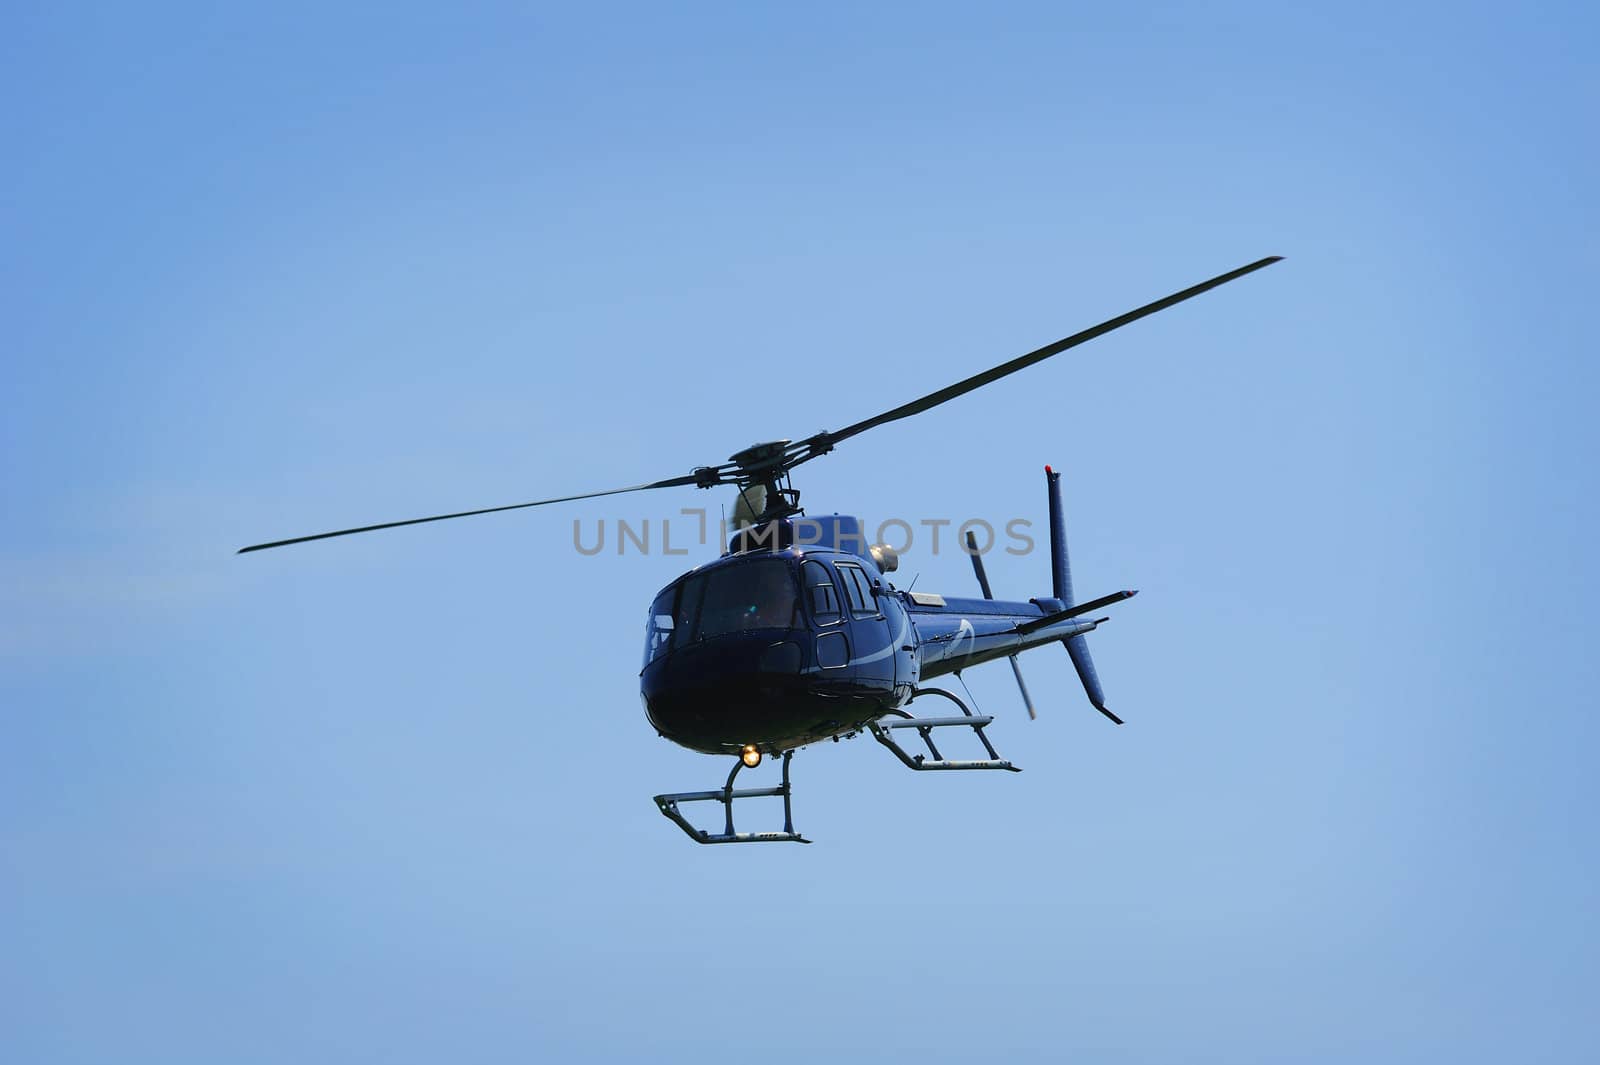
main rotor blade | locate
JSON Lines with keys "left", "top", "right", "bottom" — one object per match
{"left": 237, "top": 473, "right": 705, "bottom": 554}
{"left": 809, "top": 256, "right": 1281, "bottom": 450}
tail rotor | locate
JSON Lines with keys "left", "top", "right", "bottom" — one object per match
{"left": 965, "top": 531, "right": 1039, "bottom": 719}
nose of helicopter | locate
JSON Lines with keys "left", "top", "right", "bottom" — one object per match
{"left": 640, "top": 631, "right": 808, "bottom": 754}
{"left": 671, "top": 631, "right": 805, "bottom": 676}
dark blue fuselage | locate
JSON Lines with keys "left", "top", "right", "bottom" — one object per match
{"left": 640, "top": 532, "right": 1096, "bottom": 756}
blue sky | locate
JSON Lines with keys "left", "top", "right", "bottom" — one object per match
{"left": 3, "top": 3, "right": 1596, "bottom": 1062}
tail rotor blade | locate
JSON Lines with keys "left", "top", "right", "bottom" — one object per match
{"left": 967, "top": 530, "right": 1039, "bottom": 720}
{"left": 1008, "top": 656, "right": 1038, "bottom": 720}
{"left": 965, "top": 531, "right": 996, "bottom": 598}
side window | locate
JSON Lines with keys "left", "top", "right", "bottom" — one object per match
{"left": 643, "top": 588, "right": 676, "bottom": 667}
{"left": 802, "top": 560, "right": 841, "bottom": 624}
{"left": 836, "top": 563, "right": 877, "bottom": 616}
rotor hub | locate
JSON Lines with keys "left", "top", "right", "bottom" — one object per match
{"left": 728, "top": 440, "right": 793, "bottom": 476}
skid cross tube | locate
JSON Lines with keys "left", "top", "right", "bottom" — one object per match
{"left": 652, "top": 750, "right": 811, "bottom": 844}
{"left": 869, "top": 687, "right": 1021, "bottom": 772}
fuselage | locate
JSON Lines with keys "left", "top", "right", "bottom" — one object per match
{"left": 639, "top": 521, "right": 1097, "bottom": 756}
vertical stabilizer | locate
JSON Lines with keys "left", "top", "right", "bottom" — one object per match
{"left": 1045, "top": 466, "right": 1123, "bottom": 724}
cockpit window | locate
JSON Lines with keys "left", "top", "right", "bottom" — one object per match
{"left": 643, "top": 588, "right": 676, "bottom": 667}
{"left": 802, "top": 560, "right": 841, "bottom": 623}
{"left": 660, "top": 559, "right": 798, "bottom": 647}
{"left": 693, "top": 559, "right": 797, "bottom": 636}
{"left": 835, "top": 562, "right": 878, "bottom": 616}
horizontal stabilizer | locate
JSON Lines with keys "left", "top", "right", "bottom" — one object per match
{"left": 1014, "top": 589, "right": 1137, "bottom": 634}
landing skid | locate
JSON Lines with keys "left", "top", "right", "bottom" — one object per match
{"left": 653, "top": 750, "right": 811, "bottom": 845}
{"left": 870, "top": 687, "right": 1021, "bottom": 772}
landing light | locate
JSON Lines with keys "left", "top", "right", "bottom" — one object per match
{"left": 741, "top": 744, "right": 762, "bottom": 768}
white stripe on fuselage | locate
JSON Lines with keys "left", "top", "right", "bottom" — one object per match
{"left": 798, "top": 607, "right": 911, "bottom": 673}
{"left": 946, "top": 617, "right": 975, "bottom": 661}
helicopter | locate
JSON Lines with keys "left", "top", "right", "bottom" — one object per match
{"left": 240, "top": 255, "right": 1281, "bottom": 844}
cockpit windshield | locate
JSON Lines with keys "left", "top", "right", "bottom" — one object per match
{"left": 643, "top": 559, "right": 798, "bottom": 666}
{"left": 694, "top": 558, "right": 799, "bottom": 635}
